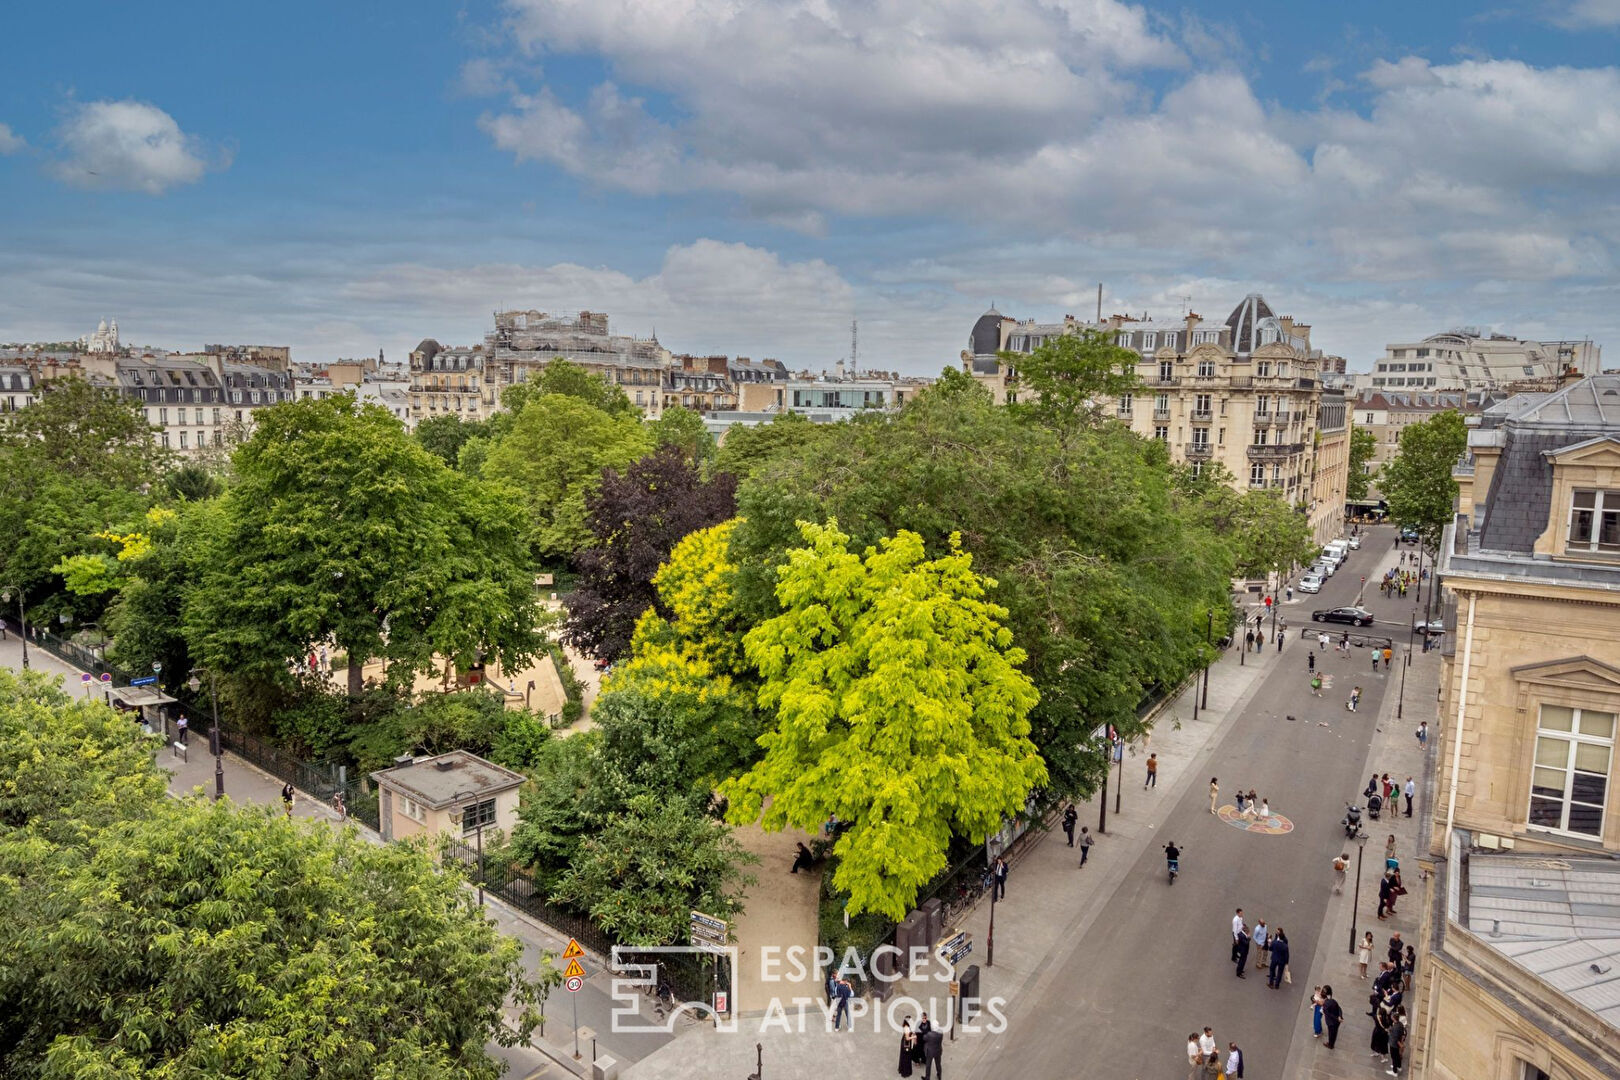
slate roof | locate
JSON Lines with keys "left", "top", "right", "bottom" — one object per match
{"left": 1465, "top": 852, "right": 1620, "bottom": 1029}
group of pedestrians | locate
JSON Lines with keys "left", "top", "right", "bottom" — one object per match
{"left": 1186, "top": 1027, "right": 1245, "bottom": 1079}
{"left": 1061, "top": 803, "right": 1095, "bottom": 865}
{"left": 1229, "top": 908, "right": 1291, "bottom": 988}
{"left": 896, "top": 1012, "right": 943, "bottom": 1077}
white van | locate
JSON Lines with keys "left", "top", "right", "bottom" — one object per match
{"left": 1324, "top": 539, "right": 1350, "bottom": 559}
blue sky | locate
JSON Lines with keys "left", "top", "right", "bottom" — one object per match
{"left": 3, "top": 0, "right": 1620, "bottom": 372}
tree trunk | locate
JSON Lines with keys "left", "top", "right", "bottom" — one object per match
{"left": 347, "top": 654, "right": 364, "bottom": 698}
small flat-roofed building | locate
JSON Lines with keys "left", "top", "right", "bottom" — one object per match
{"left": 369, "top": 749, "right": 525, "bottom": 843}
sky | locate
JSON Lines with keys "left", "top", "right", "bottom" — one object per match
{"left": 3, "top": 0, "right": 1620, "bottom": 374}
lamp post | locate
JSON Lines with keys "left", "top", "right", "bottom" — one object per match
{"left": 1202, "top": 609, "right": 1214, "bottom": 710}
{"left": 2, "top": 585, "right": 28, "bottom": 669}
{"left": 1348, "top": 832, "right": 1368, "bottom": 954}
{"left": 1397, "top": 620, "right": 1414, "bottom": 720}
{"left": 187, "top": 668, "right": 225, "bottom": 800}
{"left": 452, "top": 792, "right": 488, "bottom": 906}
{"left": 986, "top": 876, "right": 997, "bottom": 968}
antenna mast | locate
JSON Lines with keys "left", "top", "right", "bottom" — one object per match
{"left": 850, "top": 319, "right": 858, "bottom": 375}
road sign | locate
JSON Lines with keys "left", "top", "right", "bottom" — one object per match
{"left": 561, "top": 938, "right": 585, "bottom": 960}
{"left": 563, "top": 958, "right": 587, "bottom": 979}
{"left": 714, "top": 990, "right": 728, "bottom": 1014}
{"left": 81, "top": 673, "right": 91, "bottom": 682}
{"left": 935, "top": 930, "right": 971, "bottom": 967}
{"left": 565, "top": 975, "right": 583, "bottom": 993}
{"left": 129, "top": 675, "right": 157, "bottom": 686}
{"left": 690, "top": 909, "right": 729, "bottom": 946}
{"left": 100, "top": 672, "right": 112, "bottom": 682}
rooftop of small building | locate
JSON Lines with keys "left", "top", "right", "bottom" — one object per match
{"left": 369, "top": 749, "right": 527, "bottom": 808}
{"left": 1464, "top": 851, "right": 1620, "bottom": 1029}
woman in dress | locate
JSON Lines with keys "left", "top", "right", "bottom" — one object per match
{"left": 1357, "top": 931, "right": 1373, "bottom": 978}
{"left": 897, "top": 1018, "right": 915, "bottom": 1076}
{"left": 1370, "top": 999, "right": 1391, "bottom": 1061}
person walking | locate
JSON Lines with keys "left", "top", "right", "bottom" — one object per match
{"left": 280, "top": 782, "right": 294, "bottom": 818}
{"left": 1372, "top": 650, "right": 1379, "bottom": 673}
{"left": 176, "top": 714, "right": 189, "bottom": 745}
{"left": 1145, "top": 753, "right": 1158, "bottom": 789}
{"left": 1322, "top": 986, "right": 1344, "bottom": 1049}
{"left": 1252, "top": 919, "right": 1269, "bottom": 971}
{"left": 1276, "top": 629, "right": 1284, "bottom": 652}
{"left": 993, "top": 856, "right": 1008, "bottom": 900}
{"left": 1377, "top": 872, "right": 1395, "bottom": 920}
{"left": 1383, "top": 645, "right": 1393, "bottom": 669}
{"left": 1416, "top": 721, "right": 1428, "bottom": 748}
{"left": 1311, "top": 673, "right": 1323, "bottom": 697}
{"left": 1311, "top": 986, "right": 1326, "bottom": 1038}
{"left": 1210, "top": 778, "right": 1220, "bottom": 814}
{"left": 1388, "top": 1005, "right": 1408, "bottom": 1076}
{"left": 1062, "top": 802, "right": 1078, "bottom": 846}
{"left": 1078, "top": 827, "right": 1094, "bottom": 867}
{"left": 1267, "top": 928, "right": 1290, "bottom": 988}
{"left": 1245, "top": 628, "right": 1255, "bottom": 653}
{"left": 1341, "top": 630, "right": 1350, "bottom": 654}
{"left": 1233, "top": 922, "right": 1251, "bottom": 978}
{"left": 1403, "top": 777, "right": 1415, "bottom": 817}
{"left": 1308, "top": 650, "right": 1315, "bottom": 673}
{"left": 832, "top": 975, "right": 853, "bottom": 1031}
{"left": 920, "top": 1026, "right": 944, "bottom": 1079}
{"left": 1318, "top": 631, "right": 1330, "bottom": 651}
{"left": 1333, "top": 852, "right": 1349, "bottom": 894}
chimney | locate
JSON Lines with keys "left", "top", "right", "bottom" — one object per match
{"left": 834, "top": 359, "right": 846, "bottom": 379}
{"left": 393, "top": 754, "right": 414, "bottom": 767}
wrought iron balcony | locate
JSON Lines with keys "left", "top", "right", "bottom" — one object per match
{"left": 1247, "top": 442, "right": 1306, "bottom": 460}
{"left": 1184, "top": 442, "right": 1214, "bottom": 459}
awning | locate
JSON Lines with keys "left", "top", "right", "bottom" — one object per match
{"left": 108, "top": 686, "right": 178, "bottom": 710}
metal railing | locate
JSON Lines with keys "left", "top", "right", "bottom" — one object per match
{"left": 1183, "top": 442, "right": 1214, "bottom": 459}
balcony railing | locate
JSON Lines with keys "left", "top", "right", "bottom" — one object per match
{"left": 1191, "top": 409, "right": 1213, "bottom": 421}
{"left": 1183, "top": 442, "right": 1214, "bottom": 459}
{"left": 1153, "top": 408, "right": 1171, "bottom": 420}
{"left": 1247, "top": 442, "right": 1306, "bottom": 460}
{"left": 1154, "top": 376, "right": 1181, "bottom": 387}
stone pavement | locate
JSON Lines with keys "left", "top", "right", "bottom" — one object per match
{"left": 1285, "top": 540, "right": 1443, "bottom": 1080}
{"left": 620, "top": 626, "right": 1291, "bottom": 1078}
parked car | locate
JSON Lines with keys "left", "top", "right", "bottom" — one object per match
{"left": 1298, "top": 573, "right": 1324, "bottom": 594}
{"left": 1413, "top": 618, "right": 1445, "bottom": 634}
{"left": 1347, "top": 535, "right": 1362, "bottom": 549}
{"left": 1400, "top": 526, "right": 1420, "bottom": 543}
{"left": 1312, "top": 606, "right": 1375, "bottom": 627}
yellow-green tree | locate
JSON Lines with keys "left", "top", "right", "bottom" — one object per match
{"left": 722, "top": 520, "right": 1045, "bottom": 919}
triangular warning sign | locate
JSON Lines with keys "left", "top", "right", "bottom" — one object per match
{"left": 563, "top": 958, "right": 586, "bottom": 979}
{"left": 561, "top": 938, "right": 585, "bottom": 959}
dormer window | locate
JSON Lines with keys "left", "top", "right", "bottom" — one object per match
{"left": 1569, "top": 490, "right": 1620, "bottom": 554}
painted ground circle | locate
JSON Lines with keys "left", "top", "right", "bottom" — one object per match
{"left": 1216, "top": 806, "right": 1296, "bottom": 835}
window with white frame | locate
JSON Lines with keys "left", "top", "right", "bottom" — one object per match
{"left": 1568, "top": 489, "right": 1620, "bottom": 554}
{"left": 1155, "top": 393, "right": 1169, "bottom": 413}
{"left": 1153, "top": 425, "right": 1168, "bottom": 441}
{"left": 1256, "top": 361, "right": 1271, "bottom": 376}
{"left": 1529, "top": 704, "right": 1614, "bottom": 836}
{"left": 1197, "top": 359, "right": 1215, "bottom": 377}
{"left": 400, "top": 796, "right": 426, "bottom": 823}
{"left": 1191, "top": 426, "right": 1209, "bottom": 447}
{"left": 1159, "top": 361, "right": 1174, "bottom": 381}
{"left": 1117, "top": 393, "right": 1133, "bottom": 414}
{"left": 1249, "top": 463, "right": 1264, "bottom": 484}
{"left": 1143, "top": 332, "right": 1156, "bottom": 350}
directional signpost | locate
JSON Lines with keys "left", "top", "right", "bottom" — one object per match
{"left": 561, "top": 938, "right": 587, "bottom": 1058}
{"left": 129, "top": 675, "right": 157, "bottom": 687}
{"left": 935, "top": 929, "right": 972, "bottom": 968}
{"left": 689, "top": 909, "right": 729, "bottom": 954}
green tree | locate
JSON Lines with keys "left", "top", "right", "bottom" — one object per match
{"left": 526, "top": 359, "right": 636, "bottom": 418}
{"left": 482, "top": 393, "right": 653, "bottom": 563}
{"left": 722, "top": 521, "right": 1046, "bottom": 920}
{"left": 1174, "top": 462, "right": 1315, "bottom": 578}
{"left": 714, "top": 412, "right": 828, "bottom": 483}
{"left": 999, "top": 327, "right": 1140, "bottom": 443}
{"left": 651, "top": 405, "right": 717, "bottom": 468}
{"left": 415, "top": 413, "right": 487, "bottom": 467}
{"left": 0, "top": 671, "right": 552, "bottom": 1078}
{"left": 1380, "top": 410, "right": 1468, "bottom": 550}
{"left": 551, "top": 791, "right": 755, "bottom": 946}
{"left": 0, "top": 376, "right": 166, "bottom": 489}
{"left": 186, "top": 397, "right": 543, "bottom": 697}
{"left": 1346, "top": 425, "right": 1378, "bottom": 502}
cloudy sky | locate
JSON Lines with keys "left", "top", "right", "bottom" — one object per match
{"left": 3, "top": 1, "right": 1620, "bottom": 373}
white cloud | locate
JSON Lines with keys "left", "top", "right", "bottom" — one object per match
{"left": 0, "top": 123, "right": 24, "bottom": 154}
{"left": 51, "top": 100, "right": 222, "bottom": 194}
{"left": 1549, "top": 0, "right": 1620, "bottom": 28}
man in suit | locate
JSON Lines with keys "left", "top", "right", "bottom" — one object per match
{"left": 921, "top": 1026, "right": 945, "bottom": 1079}
{"left": 1233, "top": 923, "right": 1251, "bottom": 978}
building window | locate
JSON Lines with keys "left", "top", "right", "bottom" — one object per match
{"left": 1117, "top": 393, "right": 1133, "bottom": 415}
{"left": 1158, "top": 361, "right": 1174, "bottom": 381}
{"left": 1189, "top": 462, "right": 1203, "bottom": 478}
{"left": 1253, "top": 429, "right": 1268, "bottom": 445}
{"left": 400, "top": 796, "right": 426, "bottom": 824}
{"left": 213, "top": 431, "right": 222, "bottom": 446}
{"left": 1250, "top": 463, "right": 1264, "bottom": 484}
{"left": 1143, "top": 332, "right": 1156, "bottom": 350}
{"left": 1153, "top": 425, "right": 1168, "bottom": 441}
{"left": 179, "top": 432, "right": 188, "bottom": 450}
{"left": 1192, "top": 427, "right": 1209, "bottom": 447}
{"left": 1197, "top": 359, "right": 1214, "bottom": 377}
{"left": 461, "top": 798, "right": 497, "bottom": 835}
{"left": 1155, "top": 393, "right": 1169, "bottom": 414}
{"left": 160, "top": 432, "right": 170, "bottom": 448}
{"left": 1530, "top": 704, "right": 1614, "bottom": 837}
{"left": 1256, "top": 395, "right": 1270, "bottom": 417}
{"left": 1568, "top": 490, "right": 1620, "bottom": 554}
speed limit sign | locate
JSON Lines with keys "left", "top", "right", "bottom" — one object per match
{"left": 565, "top": 975, "right": 583, "bottom": 993}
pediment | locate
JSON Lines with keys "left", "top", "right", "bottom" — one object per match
{"left": 1544, "top": 435, "right": 1620, "bottom": 467}
{"left": 1511, "top": 655, "right": 1620, "bottom": 697}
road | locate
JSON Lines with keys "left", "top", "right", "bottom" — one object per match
{"left": 978, "top": 526, "right": 1422, "bottom": 1079}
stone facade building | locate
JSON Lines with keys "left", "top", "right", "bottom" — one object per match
{"left": 0, "top": 365, "right": 36, "bottom": 413}
{"left": 1362, "top": 329, "right": 1601, "bottom": 394}
{"left": 1352, "top": 390, "right": 1472, "bottom": 503}
{"left": 408, "top": 339, "right": 489, "bottom": 422}
{"left": 1310, "top": 390, "right": 1349, "bottom": 543}
{"left": 1415, "top": 375, "right": 1620, "bottom": 1080}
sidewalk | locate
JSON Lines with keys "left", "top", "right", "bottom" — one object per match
{"left": 620, "top": 630, "right": 1293, "bottom": 1078}
{"left": 1285, "top": 543, "right": 1442, "bottom": 1080}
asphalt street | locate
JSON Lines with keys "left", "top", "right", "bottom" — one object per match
{"left": 978, "top": 527, "right": 1425, "bottom": 1079}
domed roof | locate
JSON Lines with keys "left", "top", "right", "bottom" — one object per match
{"left": 1224, "top": 294, "right": 1275, "bottom": 355}
{"left": 970, "top": 308, "right": 1006, "bottom": 357}
{"left": 414, "top": 338, "right": 442, "bottom": 360}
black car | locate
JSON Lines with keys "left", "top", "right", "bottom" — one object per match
{"left": 1312, "top": 606, "right": 1374, "bottom": 627}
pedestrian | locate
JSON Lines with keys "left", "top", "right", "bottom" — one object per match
{"left": 1341, "top": 630, "right": 1350, "bottom": 654}
{"left": 1234, "top": 922, "right": 1251, "bottom": 978}
{"left": 1308, "top": 650, "right": 1316, "bottom": 673}
{"left": 1416, "top": 721, "right": 1428, "bottom": 748}
{"left": 1276, "top": 629, "right": 1284, "bottom": 652}
{"left": 1311, "top": 673, "right": 1323, "bottom": 697}
{"left": 1333, "top": 852, "right": 1349, "bottom": 894}
{"left": 920, "top": 1026, "right": 943, "bottom": 1079}
{"left": 1383, "top": 646, "right": 1393, "bottom": 668}
{"left": 1388, "top": 1005, "right": 1408, "bottom": 1076}
{"left": 1258, "top": 797, "right": 1270, "bottom": 819}
{"left": 1311, "top": 986, "right": 1325, "bottom": 1038}
{"left": 1403, "top": 945, "right": 1416, "bottom": 992}
{"left": 1210, "top": 778, "right": 1220, "bottom": 815}
{"left": 1199, "top": 1028, "right": 1218, "bottom": 1066}
{"left": 1252, "top": 919, "right": 1269, "bottom": 970}
{"left": 1403, "top": 777, "right": 1415, "bottom": 817}
{"left": 1226, "top": 1042, "right": 1245, "bottom": 1079}
{"left": 1388, "top": 932, "right": 1404, "bottom": 966}
{"left": 1322, "top": 986, "right": 1344, "bottom": 1048}
{"left": 1187, "top": 1033, "right": 1203, "bottom": 1080}
{"left": 176, "top": 714, "right": 188, "bottom": 745}
{"left": 898, "top": 1017, "right": 916, "bottom": 1077}
{"left": 832, "top": 975, "right": 853, "bottom": 1030}
{"left": 1267, "top": 928, "right": 1290, "bottom": 988}
{"left": 1231, "top": 908, "right": 1245, "bottom": 962}
{"left": 993, "top": 856, "right": 1008, "bottom": 900}
{"left": 1318, "top": 631, "right": 1330, "bottom": 651}
{"left": 1370, "top": 994, "right": 1391, "bottom": 1062}
{"left": 1145, "top": 752, "right": 1158, "bottom": 789}
{"left": 1358, "top": 932, "right": 1374, "bottom": 977}
{"left": 1372, "top": 650, "right": 1379, "bottom": 672}
{"left": 1078, "top": 827, "right": 1093, "bottom": 866}
{"left": 281, "top": 782, "right": 294, "bottom": 818}
{"left": 791, "top": 842, "right": 815, "bottom": 874}
{"left": 332, "top": 790, "right": 346, "bottom": 820}
{"left": 1246, "top": 629, "right": 1255, "bottom": 652}
{"left": 1062, "top": 802, "right": 1078, "bottom": 845}
{"left": 1377, "top": 873, "right": 1395, "bottom": 919}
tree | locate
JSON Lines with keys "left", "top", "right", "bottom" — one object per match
{"left": 551, "top": 791, "right": 755, "bottom": 946}
{"left": 714, "top": 412, "right": 828, "bottom": 483}
{"left": 562, "top": 444, "right": 737, "bottom": 661}
{"left": 0, "top": 376, "right": 166, "bottom": 490}
{"left": 722, "top": 521, "right": 1046, "bottom": 920}
{"left": 1380, "top": 410, "right": 1468, "bottom": 550}
{"left": 1346, "top": 425, "right": 1378, "bottom": 502}
{"left": 0, "top": 672, "right": 552, "bottom": 1079}
{"left": 186, "top": 397, "right": 543, "bottom": 697}
{"left": 415, "top": 413, "right": 486, "bottom": 467}
{"left": 1174, "top": 462, "right": 1315, "bottom": 578}
{"left": 651, "top": 405, "right": 717, "bottom": 469}
{"left": 999, "top": 327, "right": 1140, "bottom": 442}
{"left": 526, "top": 359, "right": 636, "bottom": 418}
{"left": 482, "top": 393, "right": 653, "bottom": 563}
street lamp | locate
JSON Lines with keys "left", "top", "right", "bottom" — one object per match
{"left": 451, "top": 791, "right": 488, "bottom": 906}
{"left": 1397, "top": 620, "right": 1414, "bottom": 720}
{"left": 1201, "top": 609, "right": 1213, "bottom": 710}
{"left": 2, "top": 584, "right": 28, "bottom": 669}
{"left": 187, "top": 668, "right": 225, "bottom": 801}
{"left": 1347, "top": 831, "right": 1369, "bottom": 954}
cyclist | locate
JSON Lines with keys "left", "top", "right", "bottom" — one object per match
{"left": 1163, "top": 841, "right": 1181, "bottom": 874}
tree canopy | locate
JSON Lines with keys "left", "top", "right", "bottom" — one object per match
{"left": 722, "top": 521, "right": 1046, "bottom": 920}
{"left": 1380, "top": 409, "right": 1468, "bottom": 550}
{"left": 1346, "top": 425, "right": 1377, "bottom": 503}
{"left": 999, "top": 327, "right": 1140, "bottom": 441}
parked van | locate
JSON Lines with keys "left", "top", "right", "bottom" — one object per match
{"left": 1324, "top": 539, "right": 1350, "bottom": 559}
